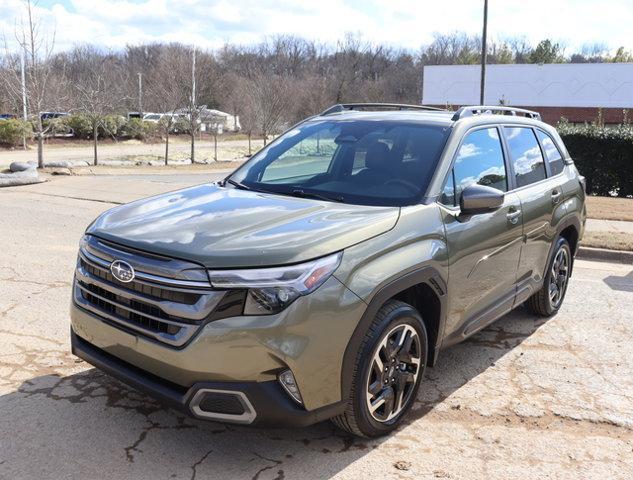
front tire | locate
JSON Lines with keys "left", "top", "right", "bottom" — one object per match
{"left": 332, "top": 300, "right": 428, "bottom": 437}
{"left": 526, "top": 236, "right": 572, "bottom": 316}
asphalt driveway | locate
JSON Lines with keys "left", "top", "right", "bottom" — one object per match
{"left": 1, "top": 173, "right": 632, "bottom": 479}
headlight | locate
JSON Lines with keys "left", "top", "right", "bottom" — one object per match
{"left": 207, "top": 252, "right": 342, "bottom": 315}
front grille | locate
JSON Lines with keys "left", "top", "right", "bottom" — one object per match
{"left": 80, "top": 258, "right": 201, "bottom": 305}
{"left": 74, "top": 235, "right": 228, "bottom": 347}
{"left": 79, "top": 283, "right": 181, "bottom": 335}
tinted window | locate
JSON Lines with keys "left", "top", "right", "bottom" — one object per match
{"left": 505, "top": 127, "right": 547, "bottom": 187}
{"left": 260, "top": 128, "right": 338, "bottom": 182}
{"left": 537, "top": 130, "right": 564, "bottom": 176}
{"left": 440, "top": 170, "right": 456, "bottom": 206}
{"left": 231, "top": 120, "right": 450, "bottom": 207}
{"left": 442, "top": 128, "right": 507, "bottom": 206}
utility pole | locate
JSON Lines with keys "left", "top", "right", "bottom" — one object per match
{"left": 480, "top": 0, "right": 488, "bottom": 105}
{"left": 20, "top": 48, "right": 28, "bottom": 150}
{"left": 190, "top": 47, "right": 196, "bottom": 163}
{"left": 137, "top": 73, "right": 143, "bottom": 115}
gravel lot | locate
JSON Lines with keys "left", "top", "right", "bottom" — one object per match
{"left": 1, "top": 173, "right": 632, "bottom": 479}
{"left": 0, "top": 137, "right": 265, "bottom": 168}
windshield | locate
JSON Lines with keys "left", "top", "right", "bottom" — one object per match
{"left": 229, "top": 119, "right": 450, "bottom": 206}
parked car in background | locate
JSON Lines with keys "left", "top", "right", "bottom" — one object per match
{"left": 141, "top": 113, "right": 162, "bottom": 123}
{"left": 70, "top": 103, "right": 585, "bottom": 438}
{"left": 0, "top": 113, "right": 17, "bottom": 120}
{"left": 40, "top": 111, "right": 68, "bottom": 121}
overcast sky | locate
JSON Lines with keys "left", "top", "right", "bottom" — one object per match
{"left": 1, "top": 0, "right": 632, "bottom": 54}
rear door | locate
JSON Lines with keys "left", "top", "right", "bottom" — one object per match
{"left": 439, "top": 126, "right": 523, "bottom": 345}
{"left": 502, "top": 126, "right": 566, "bottom": 303}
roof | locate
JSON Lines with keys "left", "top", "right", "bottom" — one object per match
{"left": 309, "top": 105, "right": 545, "bottom": 128}
{"left": 311, "top": 109, "right": 456, "bottom": 127}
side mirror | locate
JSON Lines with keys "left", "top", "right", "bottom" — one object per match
{"left": 459, "top": 184, "right": 504, "bottom": 214}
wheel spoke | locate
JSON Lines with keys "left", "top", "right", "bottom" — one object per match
{"left": 394, "top": 384, "right": 405, "bottom": 414}
{"left": 382, "top": 387, "right": 395, "bottom": 417}
{"left": 369, "top": 395, "right": 386, "bottom": 414}
{"left": 372, "top": 353, "right": 384, "bottom": 377}
{"left": 395, "top": 333, "right": 414, "bottom": 363}
{"left": 368, "top": 380, "right": 383, "bottom": 396}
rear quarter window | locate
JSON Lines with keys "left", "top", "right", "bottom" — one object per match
{"left": 504, "top": 127, "right": 547, "bottom": 188}
{"left": 536, "top": 130, "right": 565, "bottom": 176}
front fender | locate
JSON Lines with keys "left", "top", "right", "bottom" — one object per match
{"left": 333, "top": 204, "right": 449, "bottom": 400}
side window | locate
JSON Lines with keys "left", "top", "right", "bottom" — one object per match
{"left": 504, "top": 127, "right": 547, "bottom": 188}
{"left": 445, "top": 128, "right": 507, "bottom": 206}
{"left": 536, "top": 130, "right": 564, "bottom": 176}
{"left": 440, "top": 169, "right": 456, "bottom": 206}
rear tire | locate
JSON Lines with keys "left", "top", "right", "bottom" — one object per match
{"left": 331, "top": 300, "right": 428, "bottom": 437}
{"left": 526, "top": 236, "right": 572, "bottom": 316}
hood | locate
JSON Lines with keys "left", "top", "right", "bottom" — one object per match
{"left": 87, "top": 184, "right": 399, "bottom": 268}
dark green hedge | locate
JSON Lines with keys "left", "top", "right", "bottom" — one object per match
{"left": 557, "top": 121, "right": 633, "bottom": 197}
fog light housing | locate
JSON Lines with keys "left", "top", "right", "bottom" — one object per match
{"left": 278, "top": 369, "right": 303, "bottom": 405}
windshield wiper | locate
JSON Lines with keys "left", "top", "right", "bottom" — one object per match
{"left": 225, "top": 178, "right": 251, "bottom": 190}
{"left": 290, "top": 188, "right": 345, "bottom": 203}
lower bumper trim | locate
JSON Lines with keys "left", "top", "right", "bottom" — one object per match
{"left": 70, "top": 329, "right": 346, "bottom": 427}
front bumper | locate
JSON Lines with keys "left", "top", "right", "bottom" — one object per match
{"left": 71, "top": 271, "right": 367, "bottom": 417}
{"left": 71, "top": 330, "right": 346, "bottom": 427}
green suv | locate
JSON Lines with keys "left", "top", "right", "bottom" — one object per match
{"left": 71, "top": 103, "right": 586, "bottom": 437}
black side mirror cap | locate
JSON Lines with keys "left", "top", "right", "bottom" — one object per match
{"left": 459, "top": 184, "right": 505, "bottom": 214}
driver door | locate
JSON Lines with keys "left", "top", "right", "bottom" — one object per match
{"left": 438, "top": 126, "right": 523, "bottom": 345}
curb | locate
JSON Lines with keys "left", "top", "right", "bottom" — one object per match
{"left": 577, "top": 246, "right": 633, "bottom": 264}
{"left": 0, "top": 168, "right": 44, "bottom": 187}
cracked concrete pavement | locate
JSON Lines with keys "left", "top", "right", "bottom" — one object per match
{"left": 1, "top": 173, "right": 632, "bottom": 479}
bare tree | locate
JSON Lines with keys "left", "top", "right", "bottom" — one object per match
{"left": 146, "top": 46, "right": 188, "bottom": 165}
{"left": 2, "top": 0, "right": 60, "bottom": 167}
{"left": 246, "top": 72, "right": 292, "bottom": 146}
{"left": 220, "top": 73, "right": 257, "bottom": 154}
{"left": 67, "top": 46, "right": 124, "bottom": 165}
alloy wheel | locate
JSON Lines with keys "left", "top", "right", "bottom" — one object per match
{"left": 365, "top": 323, "right": 422, "bottom": 423}
{"left": 549, "top": 247, "right": 570, "bottom": 308}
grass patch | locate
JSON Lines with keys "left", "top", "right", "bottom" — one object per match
{"left": 586, "top": 196, "right": 633, "bottom": 222}
{"left": 582, "top": 231, "right": 633, "bottom": 251}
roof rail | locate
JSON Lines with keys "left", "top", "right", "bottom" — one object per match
{"left": 451, "top": 106, "right": 541, "bottom": 122}
{"left": 321, "top": 103, "right": 446, "bottom": 116}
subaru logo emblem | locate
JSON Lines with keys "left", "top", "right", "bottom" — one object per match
{"left": 110, "top": 260, "right": 135, "bottom": 283}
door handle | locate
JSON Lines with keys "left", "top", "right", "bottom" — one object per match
{"left": 551, "top": 190, "right": 562, "bottom": 204}
{"left": 507, "top": 209, "right": 522, "bottom": 225}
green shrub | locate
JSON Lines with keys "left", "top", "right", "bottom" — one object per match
{"left": 101, "top": 114, "right": 126, "bottom": 137}
{"left": 557, "top": 120, "right": 633, "bottom": 197}
{"left": 173, "top": 117, "right": 196, "bottom": 135}
{"left": 45, "top": 117, "right": 73, "bottom": 136}
{"left": 56, "top": 113, "right": 126, "bottom": 139}
{"left": 62, "top": 113, "right": 93, "bottom": 139}
{"left": 0, "top": 119, "right": 33, "bottom": 147}
{"left": 119, "top": 118, "right": 158, "bottom": 140}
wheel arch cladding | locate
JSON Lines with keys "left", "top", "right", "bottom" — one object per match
{"left": 559, "top": 224, "right": 579, "bottom": 256}
{"left": 544, "top": 215, "right": 581, "bottom": 280}
{"left": 340, "top": 266, "right": 446, "bottom": 401}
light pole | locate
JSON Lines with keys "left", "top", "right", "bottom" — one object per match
{"left": 20, "top": 48, "right": 28, "bottom": 150}
{"left": 137, "top": 73, "right": 143, "bottom": 115}
{"left": 190, "top": 47, "right": 196, "bottom": 164}
{"left": 480, "top": 0, "right": 488, "bottom": 105}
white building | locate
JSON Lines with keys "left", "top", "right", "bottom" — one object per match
{"left": 423, "top": 63, "right": 633, "bottom": 124}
